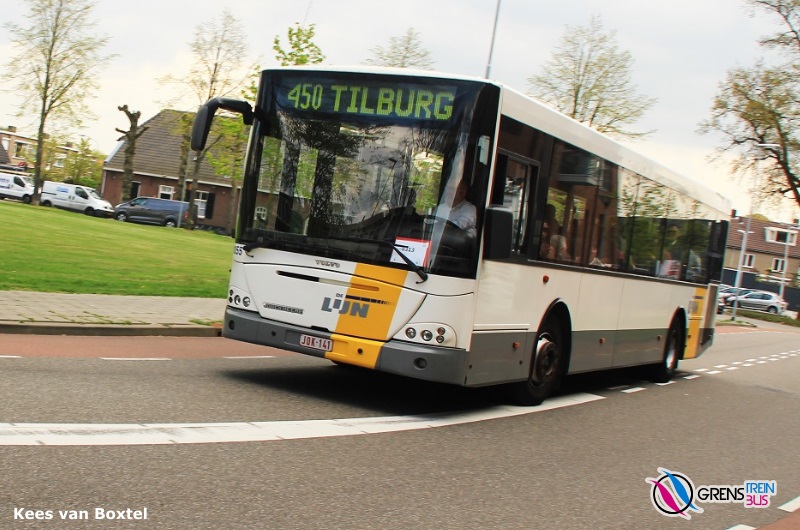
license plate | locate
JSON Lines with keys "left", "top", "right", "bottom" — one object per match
{"left": 299, "top": 334, "right": 333, "bottom": 351}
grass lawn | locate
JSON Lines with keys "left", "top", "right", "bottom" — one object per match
{"left": 0, "top": 200, "right": 234, "bottom": 297}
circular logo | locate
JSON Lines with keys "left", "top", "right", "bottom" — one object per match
{"left": 646, "top": 468, "right": 703, "bottom": 519}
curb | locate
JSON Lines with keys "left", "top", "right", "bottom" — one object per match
{"left": 0, "top": 322, "right": 222, "bottom": 337}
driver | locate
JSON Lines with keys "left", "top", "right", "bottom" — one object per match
{"left": 436, "top": 178, "right": 477, "bottom": 237}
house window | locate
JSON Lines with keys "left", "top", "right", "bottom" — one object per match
{"left": 196, "top": 191, "right": 208, "bottom": 219}
{"left": 772, "top": 258, "right": 786, "bottom": 273}
{"left": 159, "top": 185, "right": 174, "bottom": 200}
{"left": 54, "top": 153, "right": 66, "bottom": 168}
{"left": 14, "top": 141, "right": 32, "bottom": 159}
{"left": 765, "top": 228, "right": 798, "bottom": 245}
{"left": 743, "top": 253, "right": 755, "bottom": 268}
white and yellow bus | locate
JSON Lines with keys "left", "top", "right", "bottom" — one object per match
{"left": 192, "top": 66, "right": 730, "bottom": 405}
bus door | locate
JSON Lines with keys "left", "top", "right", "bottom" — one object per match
{"left": 470, "top": 152, "right": 541, "bottom": 385}
{"left": 494, "top": 151, "right": 540, "bottom": 256}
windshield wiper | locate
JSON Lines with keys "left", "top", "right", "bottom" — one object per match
{"left": 243, "top": 234, "right": 428, "bottom": 283}
{"left": 329, "top": 236, "right": 428, "bottom": 283}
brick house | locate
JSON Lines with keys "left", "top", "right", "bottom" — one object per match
{"left": 0, "top": 126, "right": 36, "bottom": 170}
{"left": 723, "top": 215, "right": 800, "bottom": 310}
{"left": 100, "top": 109, "right": 240, "bottom": 234}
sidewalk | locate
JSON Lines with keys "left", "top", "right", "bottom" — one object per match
{"left": 0, "top": 290, "right": 226, "bottom": 337}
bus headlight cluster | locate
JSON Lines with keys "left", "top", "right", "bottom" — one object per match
{"left": 401, "top": 324, "right": 454, "bottom": 346}
{"left": 228, "top": 287, "right": 256, "bottom": 312}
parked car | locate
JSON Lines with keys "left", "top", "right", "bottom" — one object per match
{"left": 40, "top": 181, "right": 114, "bottom": 217}
{"left": 722, "top": 288, "right": 756, "bottom": 305}
{"left": 113, "top": 197, "right": 189, "bottom": 227}
{"left": 0, "top": 171, "right": 34, "bottom": 203}
{"left": 717, "top": 295, "right": 726, "bottom": 315}
{"left": 731, "top": 291, "right": 788, "bottom": 314}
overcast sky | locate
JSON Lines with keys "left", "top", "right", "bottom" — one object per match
{"left": 1, "top": 0, "right": 798, "bottom": 221}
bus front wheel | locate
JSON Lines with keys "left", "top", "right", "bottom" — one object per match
{"left": 510, "top": 318, "right": 565, "bottom": 406}
{"left": 649, "top": 320, "right": 683, "bottom": 383}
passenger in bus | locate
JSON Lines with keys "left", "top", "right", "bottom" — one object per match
{"left": 544, "top": 203, "right": 562, "bottom": 235}
{"left": 589, "top": 246, "right": 609, "bottom": 267}
{"left": 436, "top": 178, "right": 477, "bottom": 237}
{"left": 539, "top": 224, "right": 552, "bottom": 259}
{"left": 550, "top": 234, "right": 570, "bottom": 262}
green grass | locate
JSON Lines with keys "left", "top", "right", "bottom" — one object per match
{"left": 0, "top": 200, "right": 234, "bottom": 297}
{"left": 719, "top": 308, "right": 800, "bottom": 327}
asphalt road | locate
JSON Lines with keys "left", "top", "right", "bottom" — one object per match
{"left": 1, "top": 325, "right": 799, "bottom": 530}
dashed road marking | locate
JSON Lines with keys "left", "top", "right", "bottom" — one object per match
{"left": 621, "top": 387, "right": 645, "bottom": 393}
{"left": 100, "top": 357, "right": 171, "bottom": 361}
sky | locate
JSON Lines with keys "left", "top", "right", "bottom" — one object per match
{"left": 1, "top": 0, "right": 798, "bottom": 222}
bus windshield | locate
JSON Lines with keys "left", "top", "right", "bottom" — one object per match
{"left": 238, "top": 72, "right": 497, "bottom": 279}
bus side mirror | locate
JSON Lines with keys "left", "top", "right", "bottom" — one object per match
{"left": 191, "top": 97, "right": 254, "bottom": 151}
{"left": 483, "top": 205, "right": 513, "bottom": 260}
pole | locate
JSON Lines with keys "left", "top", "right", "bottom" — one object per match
{"left": 730, "top": 218, "right": 752, "bottom": 322}
{"left": 484, "top": 0, "right": 502, "bottom": 78}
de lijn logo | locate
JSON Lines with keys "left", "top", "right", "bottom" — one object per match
{"left": 647, "top": 468, "right": 704, "bottom": 520}
{"left": 647, "top": 467, "right": 778, "bottom": 520}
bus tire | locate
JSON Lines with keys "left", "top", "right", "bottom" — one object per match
{"left": 649, "top": 319, "right": 683, "bottom": 383}
{"left": 510, "top": 318, "right": 565, "bottom": 406}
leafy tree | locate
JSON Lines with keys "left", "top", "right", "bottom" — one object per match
{"left": 273, "top": 23, "right": 325, "bottom": 66}
{"left": 527, "top": 15, "right": 656, "bottom": 140}
{"left": 701, "top": 0, "right": 800, "bottom": 210}
{"left": 63, "top": 137, "right": 104, "bottom": 188}
{"left": 364, "top": 28, "right": 434, "bottom": 69}
{"left": 2, "top": 0, "right": 113, "bottom": 202}
{"left": 160, "top": 9, "right": 254, "bottom": 229}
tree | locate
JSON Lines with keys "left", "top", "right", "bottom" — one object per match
{"left": 527, "top": 15, "right": 656, "bottom": 140}
{"left": 273, "top": 23, "right": 325, "bottom": 66}
{"left": 364, "top": 28, "right": 434, "bottom": 69}
{"left": 1, "top": 0, "right": 113, "bottom": 202}
{"left": 115, "top": 105, "right": 148, "bottom": 202}
{"left": 700, "top": 0, "right": 800, "bottom": 210}
{"left": 160, "top": 9, "right": 253, "bottom": 229}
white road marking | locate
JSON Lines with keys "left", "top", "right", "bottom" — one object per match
{"left": 100, "top": 357, "right": 172, "bottom": 361}
{"left": 0, "top": 393, "right": 605, "bottom": 446}
{"left": 0, "top": 355, "right": 22, "bottom": 359}
{"left": 683, "top": 375, "right": 701, "bottom": 380}
{"left": 724, "top": 525, "right": 755, "bottom": 530}
{"left": 779, "top": 495, "right": 800, "bottom": 512}
{"left": 222, "top": 356, "right": 275, "bottom": 359}
{"left": 707, "top": 370, "right": 722, "bottom": 374}
{"left": 621, "top": 387, "right": 645, "bottom": 393}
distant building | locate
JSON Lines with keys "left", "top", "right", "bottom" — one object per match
{"left": 0, "top": 125, "right": 35, "bottom": 170}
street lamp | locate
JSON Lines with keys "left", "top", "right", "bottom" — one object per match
{"left": 778, "top": 228, "right": 796, "bottom": 302}
{"left": 730, "top": 142, "right": 780, "bottom": 321}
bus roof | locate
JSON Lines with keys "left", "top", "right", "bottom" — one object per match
{"left": 266, "top": 65, "right": 732, "bottom": 216}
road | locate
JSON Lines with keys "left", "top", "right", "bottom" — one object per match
{"left": 1, "top": 325, "right": 799, "bottom": 530}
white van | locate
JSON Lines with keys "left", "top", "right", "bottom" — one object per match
{"left": 40, "top": 181, "right": 114, "bottom": 217}
{"left": 0, "top": 171, "right": 35, "bottom": 203}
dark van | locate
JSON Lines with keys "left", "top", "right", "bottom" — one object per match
{"left": 113, "top": 197, "right": 189, "bottom": 227}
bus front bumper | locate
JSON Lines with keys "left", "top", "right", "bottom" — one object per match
{"left": 222, "top": 307, "right": 470, "bottom": 386}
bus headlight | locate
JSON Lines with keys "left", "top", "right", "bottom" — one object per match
{"left": 397, "top": 324, "right": 456, "bottom": 347}
{"left": 228, "top": 286, "right": 258, "bottom": 312}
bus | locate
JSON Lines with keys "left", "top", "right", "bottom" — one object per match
{"left": 191, "top": 66, "right": 730, "bottom": 406}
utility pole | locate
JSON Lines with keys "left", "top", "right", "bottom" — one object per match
{"left": 484, "top": 0, "right": 502, "bottom": 78}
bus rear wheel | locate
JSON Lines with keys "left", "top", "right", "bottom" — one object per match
{"left": 649, "top": 320, "right": 682, "bottom": 383}
{"left": 510, "top": 319, "right": 565, "bottom": 406}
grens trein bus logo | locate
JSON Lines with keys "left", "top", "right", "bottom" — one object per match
{"left": 321, "top": 294, "right": 389, "bottom": 318}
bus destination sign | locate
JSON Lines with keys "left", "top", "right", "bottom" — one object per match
{"left": 276, "top": 78, "right": 458, "bottom": 122}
